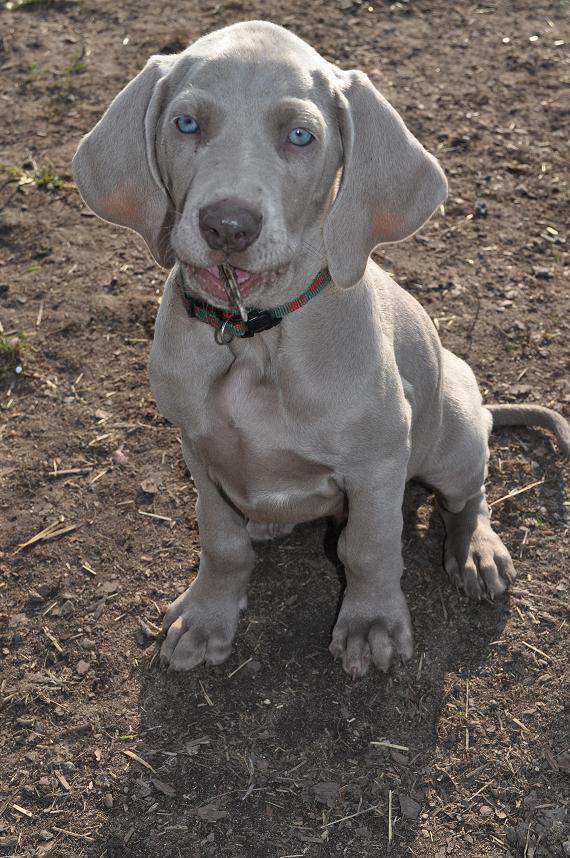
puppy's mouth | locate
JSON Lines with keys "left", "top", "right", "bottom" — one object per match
{"left": 183, "top": 263, "right": 286, "bottom": 306}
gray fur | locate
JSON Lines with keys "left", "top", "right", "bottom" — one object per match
{"left": 73, "top": 21, "right": 569, "bottom": 677}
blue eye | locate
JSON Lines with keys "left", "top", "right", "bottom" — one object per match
{"left": 176, "top": 115, "right": 200, "bottom": 134}
{"left": 288, "top": 127, "right": 314, "bottom": 147}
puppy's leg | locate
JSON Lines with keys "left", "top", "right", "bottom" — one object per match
{"left": 421, "top": 350, "right": 516, "bottom": 599}
{"left": 330, "top": 467, "right": 413, "bottom": 678}
{"left": 160, "top": 439, "right": 255, "bottom": 671}
{"left": 439, "top": 490, "right": 515, "bottom": 600}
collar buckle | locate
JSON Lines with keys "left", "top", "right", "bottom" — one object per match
{"left": 244, "top": 309, "right": 281, "bottom": 336}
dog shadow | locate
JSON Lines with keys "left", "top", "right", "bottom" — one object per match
{"left": 89, "top": 476, "right": 528, "bottom": 858}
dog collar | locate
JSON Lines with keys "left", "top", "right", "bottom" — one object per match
{"left": 179, "top": 268, "right": 331, "bottom": 343}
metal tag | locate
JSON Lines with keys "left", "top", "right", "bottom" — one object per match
{"left": 219, "top": 264, "right": 248, "bottom": 322}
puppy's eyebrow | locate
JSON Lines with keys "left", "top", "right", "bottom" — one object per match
{"left": 273, "top": 97, "right": 324, "bottom": 120}
{"left": 270, "top": 97, "right": 325, "bottom": 133}
{"left": 167, "top": 90, "right": 223, "bottom": 120}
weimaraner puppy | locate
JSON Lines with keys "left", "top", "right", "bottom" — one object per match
{"left": 73, "top": 21, "right": 569, "bottom": 677}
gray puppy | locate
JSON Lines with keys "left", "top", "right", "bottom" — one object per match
{"left": 73, "top": 21, "right": 569, "bottom": 677}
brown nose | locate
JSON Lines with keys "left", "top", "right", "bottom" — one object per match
{"left": 198, "top": 199, "right": 262, "bottom": 253}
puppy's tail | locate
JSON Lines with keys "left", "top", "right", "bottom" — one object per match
{"left": 487, "top": 404, "right": 570, "bottom": 458}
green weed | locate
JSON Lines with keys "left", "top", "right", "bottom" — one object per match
{"left": 0, "top": 333, "right": 23, "bottom": 384}
{"left": 1, "top": 161, "right": 71, "bottom": 192}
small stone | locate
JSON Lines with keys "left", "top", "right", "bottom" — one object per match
{"left": 113, "top": 448, "right": 129, "bottom": 466}
{"left": 313, "top": 782, "right": 340, "bottom": 806}
{"left": 39, "top": 830, "right": 54, "bottom": 842}
{"left": 79, "top": 637, "right": 96, "bottom": 649}
{"left": 8, "top": 612, "right": 29, "bottom": 629}
{"left": 136, "top": 618, "right": 156, "bottom": 642}
{"left": 480, "top": 804, "right": 493, "bottom": 816}
{"left": 103, "top": 792, "right": 113, "bottom": 809}
{"left": 474, "top": 198, "right": 488, "bottom": 218}
{"left": 60, "top": 600, "right": 74, "bottom": 617}
{"left": 533, "top": 266, "right": 552, "bottom": 280}
{"left": 399, "top": 794, "right": 421, "bottom": 819}
{"left": 76, "top": 659, "right": 90, "bottom": 676}
{"left": 140, "top": 479, "right": 159, "bottom": 494}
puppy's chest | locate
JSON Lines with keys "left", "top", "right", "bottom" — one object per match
{"left": 194, "top": 350, "right": 339, "bottom": 521}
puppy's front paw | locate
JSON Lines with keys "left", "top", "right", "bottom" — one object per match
{"left": 160, "top": 584, "right": 246, "bottom": 671}
{"left": 329, "top": 587, "right": 413, "bottom": 679}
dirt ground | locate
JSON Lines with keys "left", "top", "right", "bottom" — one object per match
{"left": 1, "top": 0, "right": 569, "bottom": 856}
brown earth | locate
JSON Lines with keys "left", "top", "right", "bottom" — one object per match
{"left": 0, "top": 1, "right": 569, "bottom": 856}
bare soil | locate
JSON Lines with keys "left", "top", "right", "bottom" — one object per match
{"left": 0, "top": 1, "right": 568, "bottom": 856}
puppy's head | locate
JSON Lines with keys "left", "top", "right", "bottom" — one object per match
{"left": 73, "top": 21, "right": 447, "bottom": 306}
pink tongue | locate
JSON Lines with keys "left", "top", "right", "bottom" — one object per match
{"left": 207, "top": 265, "right": 250, "bottom": 284}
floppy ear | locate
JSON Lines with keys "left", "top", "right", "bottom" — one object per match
{"left": 72, "top": 55, "right": 176, "bottom": 268}
{"left": 324, "top": 70, "right": 447, "bottom": 288}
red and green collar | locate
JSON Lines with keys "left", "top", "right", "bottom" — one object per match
{"left": 179, "top": 268, "right": 331, "bottom": 342}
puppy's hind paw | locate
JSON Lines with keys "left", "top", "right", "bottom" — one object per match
{"left": 444, "top": 524, "right": 516, "bottom": 601}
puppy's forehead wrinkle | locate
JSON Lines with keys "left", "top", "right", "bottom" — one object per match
{"left": 174, "top": 58, "right": 330, "bottom": 108}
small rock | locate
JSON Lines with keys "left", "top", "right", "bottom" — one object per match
{"left": 151, "top": 778, "right": 176, "bottom": 797}
{"left": 313, "top": 782, "right": 340, "bottom": 806}
{"left": 112, "top": 448, "right": 129, "bottom": 466}
{"left": 399, "top": 794, "right": 421, "bottom": 819}
{"left": 136, "top": 618, "right": 156, "bottom": 642}
{"left": 479, "top": 804, "right": 493, "bottom": 816}
{"left": 93, "top": 598, "right": 106, "bottom": 620}
{"left": 514, "top": 183, "right": 532, "bottom": 197}
{"left": 474, "top": 198, "right": 488, "bottom": 218}
{"left": 79, "top": 637, "right": 96, "bottom": 650}
{"left": 103, "top": 793, "right": 113, "bottom": 809}
{"left": 140, "top": 479, "right": 159, "bottom": 494}
{"left": 39, "top": 831, "right": 53, "bottom": 842}
{"left": 27, "top": 589, "right": 45, "bottom": 605}
{"left": 8, "top": 612, "right": 29, "bottom": 629}
{"left": 196, "top": 803, "right": 229, "bottom": 822}
{"left": 76, "top": 659, "right": 90, "bottom": 676}
{"left": 510, "top": 383, "right": 532, "bottom": 397}
{"left": 60, "top": 600, "right": 74, "bottom": 617}
{"left": 533, "top": 266, "right": 552, "bottom": 280}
